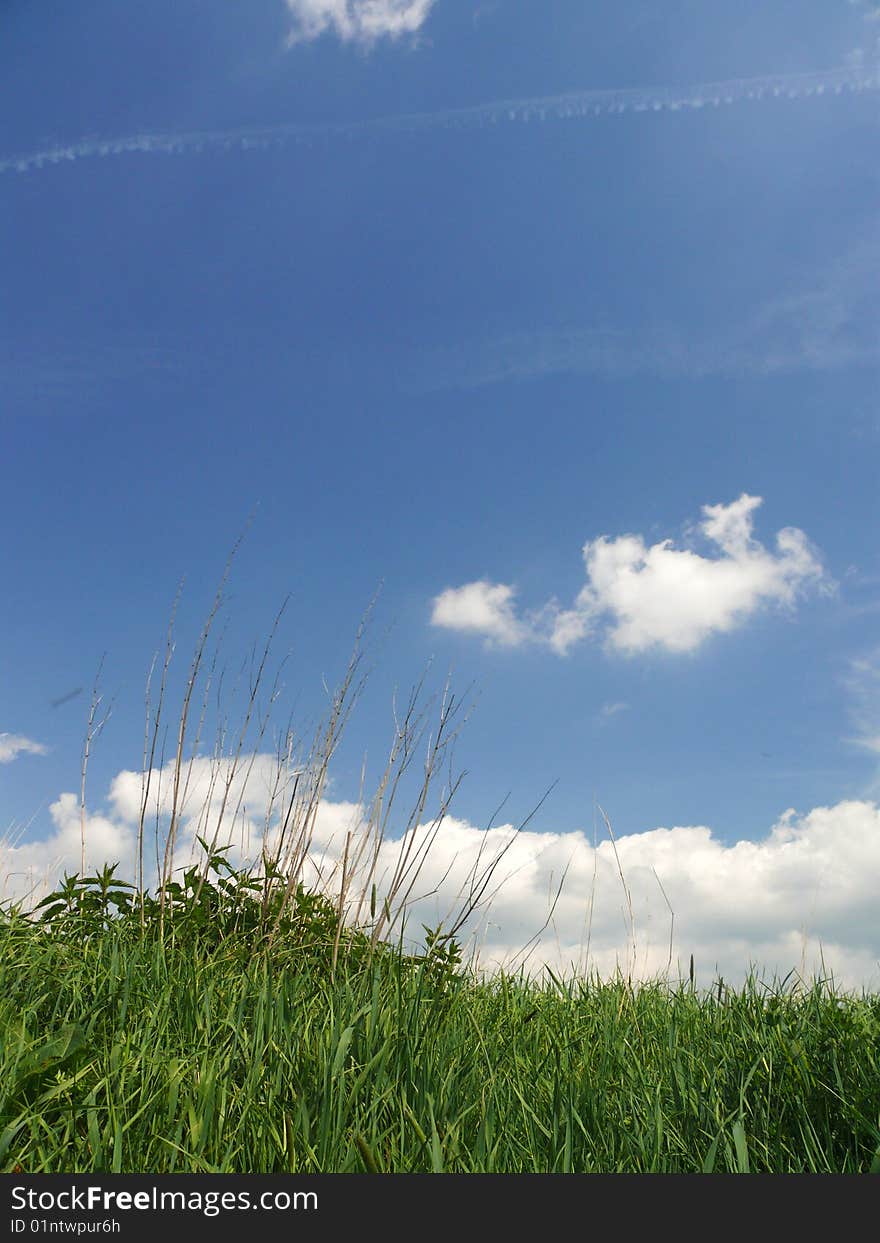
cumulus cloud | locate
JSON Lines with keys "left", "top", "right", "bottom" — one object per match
{"left": 431, "top": 495, "right": 833, "bottom": 657}
{"left": 0, "top": 792, "right": 134, "bottom": 906}
{"left": 284, "top": 0, "right": 436, "bottom": 46}
{"left": 0, "top": 753, "right": 339, "bottom": 909}
{"left": 430, "top": 580, "right": 532, "bottom": 648}
{"left": 3, "top": 756, "right": 879, "bottom": 990}
{"left": 389, "top": 799, "right": 880, "bottom": 991}
{"left": 0, "top": 733, "right": 49, "bottom": 764}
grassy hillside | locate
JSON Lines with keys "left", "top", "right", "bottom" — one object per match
{"left": 2, "top": 870, "right": 879, "bottom": 1174}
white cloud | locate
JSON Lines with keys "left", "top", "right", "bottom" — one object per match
{"left": 430, "top": 580, "right": 531, "bottom": 648}
{"left": 0, "top": 792, "right": 133, "bottom": 906}
{"left": 284, "top": 0, "right": 436, "bottom": 46}
{"left": 0, "top": 753, "right": 340, "bottom": 909}
{"left": 0, "top": 733, "right": 48, "bottom": 764}
{"left": 399, "top": 799, "right": 880, "bottom": 991}
{"left": 431, "top": 495, "right": 833, "bottom": 657}
{"left": 4, "top": 760, "right": 880, "bottom": 990}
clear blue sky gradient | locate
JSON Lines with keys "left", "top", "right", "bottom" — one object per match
{"left": 4, "top": 0, "right": 879, "bottom": 860}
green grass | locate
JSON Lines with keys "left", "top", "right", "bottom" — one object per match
{"left": 2, "top": 879, "right": 879, "bottom": 1174}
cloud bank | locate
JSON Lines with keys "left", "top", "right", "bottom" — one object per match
{"left": 2, "top": 754, "right": 879, "bottom": 991}
{"left": 431, "top": 495, "right": 832, "bottom": 657}
{"left": 284, "top": 0, "right": 436, "bottom": 46}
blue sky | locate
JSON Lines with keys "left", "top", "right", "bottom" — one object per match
{"left": 3, "top": 1, "right": 880, "bottom": 987}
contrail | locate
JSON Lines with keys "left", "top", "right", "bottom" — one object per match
{"left": 3, "top": 62, "right": 879, "bottom": 176}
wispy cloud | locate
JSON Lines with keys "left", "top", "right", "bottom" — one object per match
{"left": 600, "top": 701, "right": 630, "bottom": 719}
{"left": 284, "top": 0, "right": 436, "bottom": 47}
{"left": 3, "top": 759, "right": 880, "bottom": 989}
{"left": 408, "top": 223, "right": 880, "bottom": 391}
{"left": 471, "top": 1, "right": 501, "bottom": 27}
{"left": 4, "top": 340, "right": 200, "bottom": 417}
{"left": 842, "top": 648, "right": 880, "bottom": 796}
{"left": 723, "top": 228, "right": 880, "bottom": 376}
{"left": 432, "top": 495, "right": 834, "bottom": 658}
{"left": 3, "top": 62, "right": 878, "bottom": 178}
{"left": 848, "top": 0, "right": 880, "bottom": 24}
{"left": 0, "top": 734, "right": 49, "bottom": 765}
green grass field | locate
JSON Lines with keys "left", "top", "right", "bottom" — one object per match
{"left": 2, "top": 871, "right": 879, "bottom": 1174}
